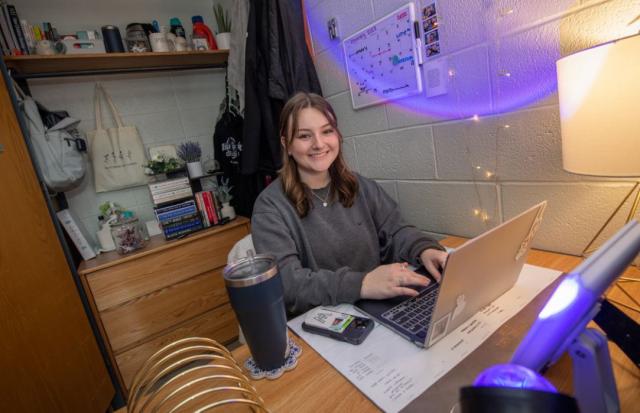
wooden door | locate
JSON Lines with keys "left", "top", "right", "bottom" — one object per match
{"left": 0, "top": 71, "right": 114, "bottom": 411}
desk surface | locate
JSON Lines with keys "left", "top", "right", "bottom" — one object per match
{"left": 232, "top": 237, "right": 640, "bottom": 412}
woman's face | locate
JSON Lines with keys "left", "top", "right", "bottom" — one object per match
{"left": 286, "top": 107, "right": 340, "bottom": 186}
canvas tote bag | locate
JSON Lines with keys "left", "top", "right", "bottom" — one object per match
{"left": 89, "top": 83, "right": 147, "bottom": 192}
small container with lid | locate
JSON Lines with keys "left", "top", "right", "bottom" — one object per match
{"left": 110, "top": 217, "right": 146, "bottom": 255}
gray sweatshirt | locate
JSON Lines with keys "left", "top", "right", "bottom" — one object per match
{"left": 251, "top": 174, "right": 444, "bottom": 316}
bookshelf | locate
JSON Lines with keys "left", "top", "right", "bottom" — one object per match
{"left": 3, "top": 49, "right": 229, "bottom": 78}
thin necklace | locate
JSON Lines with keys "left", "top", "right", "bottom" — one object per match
{"left": 310, "top": 187, "right": 331, "bottom": 207}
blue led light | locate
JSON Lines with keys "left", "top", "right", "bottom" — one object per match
{"left": 538, "top": 276, "right": 580, "bottom": 319}
{"left": 474, "top": 364, "right": 557, "bottom": 392}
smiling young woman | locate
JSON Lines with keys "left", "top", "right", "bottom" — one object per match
{"left": 278, "top": 92, "right": 357, "bottom": 217}
{"left": 251, "top": 92, "right": 447, "bottom": 317}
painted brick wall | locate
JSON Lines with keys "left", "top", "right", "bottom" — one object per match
{"left": 306, "top": 0, "right": 640, "bottom": 256}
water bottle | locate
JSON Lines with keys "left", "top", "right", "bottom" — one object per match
{"left": 191, "top": 15, "right": 217, "bottom": 50}
{"left": 169, "top": 17, "right": 185, "bottom": 38}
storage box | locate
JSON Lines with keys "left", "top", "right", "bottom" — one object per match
{"left": 61, "top": 39, "right": 105, "bottom": 54}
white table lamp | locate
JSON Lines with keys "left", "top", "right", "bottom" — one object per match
{"left": 557, "top": 33, "right": 640, "bottom": 312}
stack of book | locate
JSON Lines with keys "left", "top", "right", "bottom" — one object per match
{"left": 0, "top": 2, "right": 40, "bottom": 56}
{"left": 154, "top": 199, "right": 203, "bottom": 240}
{"left": 149, "top": 177, "right": 193, "bottom": 206}
{"left": 195, "top": 190, "right": 224, "bottom": 227}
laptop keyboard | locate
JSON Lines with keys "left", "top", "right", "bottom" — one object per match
{"left": 381, "top": 283, "right": 440, "bottom": 339}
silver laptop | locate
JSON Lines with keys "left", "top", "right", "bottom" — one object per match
{"left": 356, "top": 201, "right": 547, "bottom": 348}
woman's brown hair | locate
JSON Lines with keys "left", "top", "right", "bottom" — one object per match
{"left": 279, "top": 92, "right": 358, "bottom": 217}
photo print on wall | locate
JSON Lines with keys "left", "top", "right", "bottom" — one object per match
{"left": 421, "top": 1, "right": 440, "bottom": 58}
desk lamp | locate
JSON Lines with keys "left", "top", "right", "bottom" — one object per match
{"left": 558, "top": 33, "right": 640, "bottom": 312}
{"left": 460, "top": 220, "right": 640, "bottom": 413}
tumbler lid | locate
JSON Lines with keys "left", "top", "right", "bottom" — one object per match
{"left": 224, "top": 252, "right": 278, "bottom": 287}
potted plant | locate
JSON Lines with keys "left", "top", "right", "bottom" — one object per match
{"left": 213, "top": 3, "right": 231, "bottom": 49}
{"left": 217, "top": 177, "right": 236, "bottom": 220}
{"left": 177, "top": 141, "right": 203, "bottom": 178}
{"left": 143, "top": 154, "right": 184, "bottom": 180}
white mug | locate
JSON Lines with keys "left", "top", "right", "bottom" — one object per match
{"left": 36, "top": 40, "right": 55, "bottom": 55}
{"left": 149, "top": 33, "right": 169, "bottom": 52}
{"left": 165, "top": 32, "right": 176, "bottom": 51}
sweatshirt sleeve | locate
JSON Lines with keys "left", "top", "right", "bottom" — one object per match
{"left": 364, "top": 178, "right": 445, "bottom": 266}
{"left": 252, "top": 208, "right": 366, "bottom": 316}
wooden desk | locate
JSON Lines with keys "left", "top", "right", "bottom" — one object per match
{"left": 232, "top": 237, "right": 640, "bottom": 412}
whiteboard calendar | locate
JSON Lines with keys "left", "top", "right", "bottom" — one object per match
{"left": 343, "top": 3, "right": 423, "bottom": 109}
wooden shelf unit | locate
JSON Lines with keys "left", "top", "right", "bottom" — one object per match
{"left": 3, "top": 50, "right": 229, "bottom": 78}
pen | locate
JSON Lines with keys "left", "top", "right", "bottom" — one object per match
{"left": 413, "top": 21, "right": 424, "bottom": 65}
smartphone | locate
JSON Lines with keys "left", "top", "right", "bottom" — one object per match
{"left": 301, "top": 307, "right": 374, "bottom": 345}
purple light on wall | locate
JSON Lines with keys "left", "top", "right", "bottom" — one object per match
{"left": 304, "top": 4, "right": 568, "bottom": 119}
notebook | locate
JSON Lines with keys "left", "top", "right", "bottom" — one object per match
{"left": 355, "top": 201, "right": 547, "bottom": 348}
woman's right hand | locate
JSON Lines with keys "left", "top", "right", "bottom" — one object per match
{"left": 360, "top": 263, "right": 431, "bottom": 300}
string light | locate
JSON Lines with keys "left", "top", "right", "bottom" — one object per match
{"left": 485, "top": 171, "right": 494, "bottom": 178}
{"left": 499, "top": 8, "right": 514, "bottom": 17}
{"left": 472, "top": 208, "right": 490, "bottom": 222}
{"left": 448, "top": 68, "right": 456, "bottom": 77}
{"left": 503, "top": 124, "right": 510, "bottom": 129}
{"left": 472, "top": 114, "right": 480, "bottom": 121}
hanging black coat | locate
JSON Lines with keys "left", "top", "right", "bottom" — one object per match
{"left": 242, "top": 0, "right": 322, "bottom": 175}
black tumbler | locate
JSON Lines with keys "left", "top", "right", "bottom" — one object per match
{"left": 224, "top": 253, "right": 289, "bottom": 371}
{"left": 101, "top": 25, "right": 125, "bottom": 53}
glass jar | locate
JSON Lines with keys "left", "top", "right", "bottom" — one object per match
{"left": 110, "top": 218, "right": 146, "bottom": 255}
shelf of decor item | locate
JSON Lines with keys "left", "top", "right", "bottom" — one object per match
{"left": 77, "top": 216, "right": 249, "bottom": 396}
{"left": 3, "top": 50, "right": 229, "bottom": 78}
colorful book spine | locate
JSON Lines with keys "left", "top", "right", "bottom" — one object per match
{"left": 202, "top": 191, "right": 219, "bottom": 225}
{"left": 0, "top": 2, "right": 17, "bottom": 55}
{"left": 7, "top": 4, "right": 28, "bottom": 54}
{"left": 211, "top": 190, "right": 223, "bottom": 222}
{"left": 165, "top": 226, "right": 201, "bottom": 240}
{"left": 155, "top": 205, "right": 197, "bottom": 221}
{"left": 163, "top": 219, "right": 202, "bottom": 236}
{"left": 0, "top": 23, "right": 8, "bottom": 55}
{"left": 194, "top": 192, "right": 210, "bottom": 227}
{"left": 152, "top": 188, "right": 193, "bottom": 204}
{"left": 159, "top": 212, "right": 200, "bottom": 226}
{"left": 151, "top": 185, "right": 191, "bottom": 198}
{"left": 148, "top": 177, "right": 190, "bottom": 191}
{"left": 154, "top": 199, "right": 194, "bottom": 213}
{"left": 20, "top": 19, "right": 34, "bottom": 53}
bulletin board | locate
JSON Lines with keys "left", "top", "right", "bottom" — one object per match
{"left": 343, "top": 3, "right": 423, "bottom": 109}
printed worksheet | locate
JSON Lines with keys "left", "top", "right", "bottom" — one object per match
{"left": 288, "top": 264, "right": 563, "bottom": 413}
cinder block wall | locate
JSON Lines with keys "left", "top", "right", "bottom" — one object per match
{"left": 305, "top": 0, "right": 640, "bottom": 256}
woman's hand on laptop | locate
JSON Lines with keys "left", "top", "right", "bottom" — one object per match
{"left": 420, "top": 248, "right": 448, "bottom": 283}
{"left": 360, "top": 263, "right": 430, "bottom": 299}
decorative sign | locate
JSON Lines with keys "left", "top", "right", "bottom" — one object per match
{"left": 343, "top": 3, "right": 423, "bottom": 109}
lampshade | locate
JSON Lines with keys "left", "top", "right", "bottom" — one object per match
{"left": 557, "top": 34, "right": 640, "bottom": 177}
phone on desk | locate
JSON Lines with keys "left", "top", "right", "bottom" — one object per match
{"left": 302, "top": 307, "right": 374, "bottom": 345}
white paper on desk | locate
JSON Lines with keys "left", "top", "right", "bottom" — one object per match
{"left": 288, "top": 264, "right": 562, "bottom": 413}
